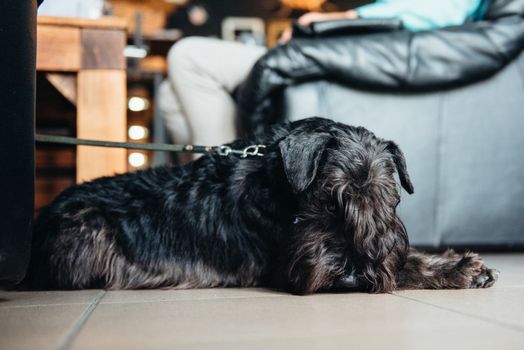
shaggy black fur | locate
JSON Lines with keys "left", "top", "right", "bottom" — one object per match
{"left": 23, "top": 118, "right": 497, "bottom": 293}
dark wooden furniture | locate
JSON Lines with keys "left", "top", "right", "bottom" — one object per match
{"left": 0, "top": 0, "right": 37, "bottom": 285}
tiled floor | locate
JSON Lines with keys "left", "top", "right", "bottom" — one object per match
{"left": 1, "top": 254, "right": 523, "bottom": 350}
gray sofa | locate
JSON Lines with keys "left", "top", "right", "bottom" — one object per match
{"left": 238, "top": 0, "right": 524, "bottom": 248}
{"left": 284, "top": 50, "right": 524, "bottom": 247}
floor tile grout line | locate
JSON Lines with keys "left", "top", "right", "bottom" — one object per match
{"left": 391, "top": 292, "right": 524, "bottom": 334}
{"left": 56, "top": 291, "right": 106, "bottom": 350}
{"left": 100, "top": 294, "right": 290, "bottom": 305}
{"left": 97, "top": 292, "right": 401, "bottom": 305}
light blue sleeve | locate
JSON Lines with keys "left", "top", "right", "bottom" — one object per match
{"left": 355, "top": 0, "right": 484, "bottom": 31}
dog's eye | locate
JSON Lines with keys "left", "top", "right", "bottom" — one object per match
{"left": 292, "top": 216, "right": 302, "bottom": 224}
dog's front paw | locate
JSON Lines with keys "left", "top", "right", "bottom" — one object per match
{"left": 469, "top": 266, "right": 499, "bottom": 289}
{"left": 457, "top": 252, "right": 498, "bottom": 289}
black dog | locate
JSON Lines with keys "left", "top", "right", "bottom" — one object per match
{"left": 24, "top": 118, "right": 497, "bottom": 293}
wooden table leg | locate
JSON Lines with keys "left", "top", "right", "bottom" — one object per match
{"left": 77, "top": 70, "right": 127, "bottom": 183}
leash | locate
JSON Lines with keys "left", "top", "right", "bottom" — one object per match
{"left": 35, "top": 134, "right": 266, "bottom": 158}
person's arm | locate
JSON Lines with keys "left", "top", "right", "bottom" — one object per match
{"left": 279, "top": 0, "right": 484, "bottom": 43}
{"left": 356, "top": 0, "right": 484, "bottom": 31}
{"left": 279, "top": 10, "right": 358, "bottom": 43}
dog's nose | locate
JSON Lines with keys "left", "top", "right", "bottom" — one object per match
{"left": 336, "top": 274, "right": 359, "bottom": 289}
{"left": 333, "top": 272, "right": 369, "bottom": 292}
{"left": 339, "top": 274, "right": 358, "bottom": 286}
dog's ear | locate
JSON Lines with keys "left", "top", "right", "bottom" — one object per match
{"left": 279, "top": 132, "right": 331, "bottom": 193}
{"left": 386, "top": 141, "right": 414, "bottom": 194}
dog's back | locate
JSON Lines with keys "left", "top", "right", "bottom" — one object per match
{"left": 22, "top": 149, "right": 280, "bottom": 290}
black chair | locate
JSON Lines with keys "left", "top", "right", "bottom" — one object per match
{"left": 239, "top": 0, "right": 524, "bottom": 247}
{"left": 0, "top": 0, "right": 39, "bottom": 285}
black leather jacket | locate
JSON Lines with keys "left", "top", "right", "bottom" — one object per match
{"left": 238, "top": 0, "right": 524, "bottom": 134}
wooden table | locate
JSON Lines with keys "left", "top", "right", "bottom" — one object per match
{"left": 37, "top": 16, "right": 128, "bottom": 183}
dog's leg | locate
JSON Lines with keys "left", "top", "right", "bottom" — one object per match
{"left": 396, "top": 248, "right": 498, "bottom": 290}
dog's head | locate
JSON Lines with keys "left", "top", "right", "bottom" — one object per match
{"left": 279, "top": 118, "right": 413, "bottom": 294}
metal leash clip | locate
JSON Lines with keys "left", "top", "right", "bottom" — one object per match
{"left": 217, "top": 144, "right": 266, "bottom": 158}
